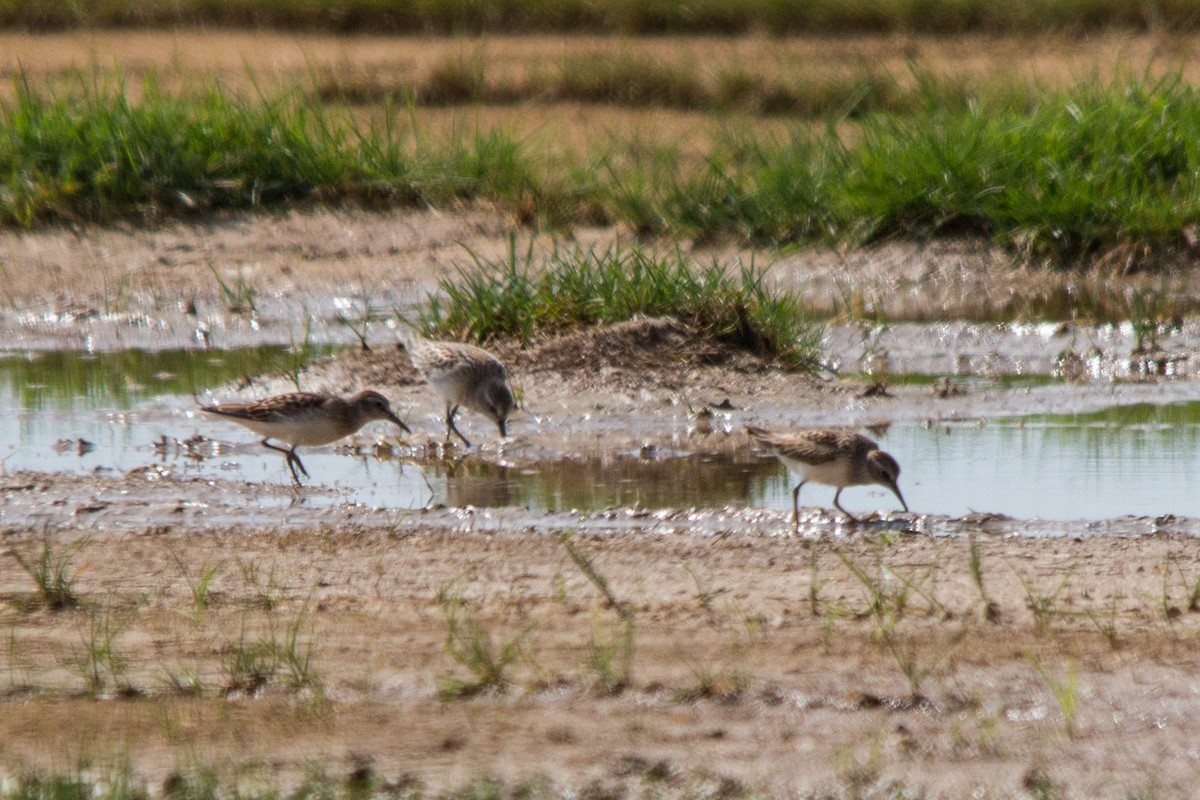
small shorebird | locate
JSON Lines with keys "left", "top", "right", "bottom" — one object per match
{"left": 201, "top": 390, "right": 411, "bottom": 485}
{"left": 401, "top": 332, "right": 514, "bottom": 447}
{"left": 746, "top": 425, "right": 908, "bottom": 524}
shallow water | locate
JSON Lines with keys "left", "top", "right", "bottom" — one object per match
{"left": 3, "top": 348, "right": 1200, "bottom": 522}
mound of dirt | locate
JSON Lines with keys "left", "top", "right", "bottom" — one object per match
{"left": 288, "top": 317, "right": 774, "bottom": 398}
{"left": 508, "top": 316, "right": 769, "bottom": 375}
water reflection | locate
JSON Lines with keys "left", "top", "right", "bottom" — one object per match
{"left": 0, "top": 346, "right": 341, "bottom": 410}
{"left": 881, "top": 406, "right": 1200, "bottom": 521}
{"left": 416, "top": 452, "right": 781, "bottom": 511}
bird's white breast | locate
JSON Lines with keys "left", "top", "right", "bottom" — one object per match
{"left": 235, "top": 415, "right": 351, "bottom": 447}
{"left": 778, "top": 454, "right": 853, "bottom": 488}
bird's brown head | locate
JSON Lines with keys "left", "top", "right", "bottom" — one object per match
{"left": 354, "top": 390, "right": 412, "bottom": 434}
{"left": 482, "top": 380, "right": 515, "bottom": 437}
{"left": 866, "top": 449, "right": 908, "bottom": 512}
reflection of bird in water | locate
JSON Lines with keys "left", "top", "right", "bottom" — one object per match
{"left": 201, "top": 390, "right": 410, "bottom": 485}
{"left": 427, "top": 458, "right": 514, "bottom": 509}
{"left": 401, "top": 332, "right": 515, "bottom": 446}
{"left": 746, "top": 426, "right": 908, "bottom": 525}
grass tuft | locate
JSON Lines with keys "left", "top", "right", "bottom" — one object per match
{"left": 75, "top": 603, "right": 133, "bottom": 695}
{"left": 436, "top": 577, "right": 527, "bottom": 699}
{"left": 835, "top": 544, "right": 967, "bottom": 697}
{"left": 10, "top": 533, "right": 88, "bottom": 611}
{"left": 1027, "top": 652, "right": 1081, "bottom": 739}
{"left": 418, "top": 237, "right": 823, "bottom": 370}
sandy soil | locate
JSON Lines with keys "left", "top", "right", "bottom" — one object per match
{"left": 3, "top": 489, "right": 1200, "bottom": 798}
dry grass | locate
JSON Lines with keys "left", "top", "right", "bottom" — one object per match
{"left": 3, "top": 30, "right": 1200, "bottom": 153}
{"left": 6, "top": 32, "right": 1200, "bottom": 89}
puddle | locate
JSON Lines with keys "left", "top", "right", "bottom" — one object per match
{"left": 882, "top": 409, "right": 1200, "bottom": 521}
{"left": 3, "top": 349, "right": 1200, "bottom": 523}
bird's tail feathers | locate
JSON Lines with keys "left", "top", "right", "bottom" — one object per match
{"left": 745, "top": 425, "right": 771, "bottom": 440}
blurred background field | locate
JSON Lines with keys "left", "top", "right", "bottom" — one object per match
{"left": 6, "top": 25, "right": 1200, "bottom": 266}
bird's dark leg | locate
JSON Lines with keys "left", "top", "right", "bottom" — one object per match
{"left": 446, "top": 403, "right": 472, "bottom": 447}
{"left": 261, "top": 438, "right": 307, "bottom": 485}
{"left": 792, "top": 480, "right": 807, "bottom": 528}
{"left": 289, "top": 448, "right": 309, "bottom": 479}
{"left": 832, "top": 488, "right": 861, "bottom": 524}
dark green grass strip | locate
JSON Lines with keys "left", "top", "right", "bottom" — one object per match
{"left": 1, "top": 0, "right": 1197, "bottom": 35}
{"left": 605, "top": 73, "right": 1200, "bottom": 263}
{"left": 316, "top": 55, "right": 996, "bottom": 119}
{"left": 0, "top": 74, "right": 547, "bottom": 226}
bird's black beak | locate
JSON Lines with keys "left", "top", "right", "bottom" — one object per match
{"left": 498, "top": 418, "right": 507, "bottom": 438}
{"left": 889, "top": 480, "right": 909, "bottom": 513}
{"left": 388, "top": 411, "right": 412, "bottom": 435}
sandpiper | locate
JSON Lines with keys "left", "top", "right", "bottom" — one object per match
{"left": 401, "top": 332, "right": 514, "bottom": 447}
{"left": 746, "top": 425, "right": 908, "bottom": 524}
{"left": 201, "top": 390, "right": 411, "bottom": 485}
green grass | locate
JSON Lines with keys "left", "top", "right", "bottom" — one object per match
{"left": 1, "top": 0, "right": 1196, "bottom": 35}
{"left": 417, "top": 237, "right": 824, "bottom": 370}
{"left": 0, "top": 72, "right": 549, "bottom": 227}
{"left": 602, "top": 72, "right": 1200, "bottom": 263}
{"left": 8, "top": 71, "right": 1200, "bottom": 269}
{"left": 221, "top": 605, "right": 322, "bottom": 695}
{"left": 7, "top": 770, "right": 149, "bottom": 800}
{"left": 75, "top": 604, "right": 132, "bottom": 695}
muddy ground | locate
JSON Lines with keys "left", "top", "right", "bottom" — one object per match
{"left": 4, "top": 206, "right": 1200, "bottom": 798}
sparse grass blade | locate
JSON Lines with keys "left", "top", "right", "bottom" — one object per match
{"left": 1027, "top": 652, "right": 1081, "bottom": 738}
{"left": 436, "top": 576, "right": 527, "bottom": 699}
{"left": 222, "top": 622, "right": 279, "bottom": 695}
{"left": 167, "top": 544, "right": 222, "bottom": 622}
{"left": 1010, "top": 563, "right": 1077, "bottom": 636}
{"left": 835, "top": 545, "right": 967, "bottom": 697}
{"left": 206, "top": 263, "right": 258, "bottom": 317}
{"left": 276, "top": 312, "right": 316, "bottom": 392}
{"left": 75, "top": 603, "right": 132, "bottom": 696}
{"left": 969, "top": 536, "right": 1001, "bottom": 624}
{"left": 10, "top": 533, "right": 88, "bottom": 611}
{"left": 561, "top": 533, "right": 635, "bottom": 693}
{"left": 278, "top": 603, "right": 321, "bottom": 690}
{"left": 1084, "top": 598, "right": 1121, "bottom": 650}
